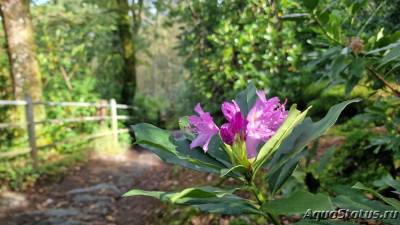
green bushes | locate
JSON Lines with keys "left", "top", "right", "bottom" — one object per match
{"left": 303, "top": 84, "right": 372, "bottom": 121}
{"left": 0, "top": 149, "right": 88, "bottom": 191}
{"left": 321, "top": 128, "right": 393, "bottom": 188}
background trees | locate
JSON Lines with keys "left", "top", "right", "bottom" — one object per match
{"left": 0, "top": 0, "right": 43, "bottom": 119}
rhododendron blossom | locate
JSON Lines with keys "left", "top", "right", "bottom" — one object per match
{"left": 220, "top": 101, "right": 245, "bottom": 145}
{"left": 245, "top": 91, "right": 288, "bottom": 158}
{"left": 185, "top": 103, "right": 219, "bottom": 152}
{"left": 186, "top": 91, "right": 288, "bottom": 163}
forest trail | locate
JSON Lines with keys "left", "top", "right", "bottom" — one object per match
{"left": 0, "top": 132, "right": 342, "bottom": 225}
{"left": 0, "top": 144, "right": 177, "bottom": 225}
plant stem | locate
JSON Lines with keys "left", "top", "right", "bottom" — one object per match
{"left": 365, "top": 65, "right": 400, "bottom": 98}
{"left": 311, "top": 12, "right": 344, "bottom": 47}
{"left": 266, "top": 213, "right": 282, "bottom": 225}
{"left": 249, "top": 182, "right": 282, "bottom": 225}
{"left": 250, "top": 182, "right": 265, "bottom": 204}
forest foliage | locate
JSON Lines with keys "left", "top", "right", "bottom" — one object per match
{"left": 0, "top": 1, "right": 399, "bottom": 222}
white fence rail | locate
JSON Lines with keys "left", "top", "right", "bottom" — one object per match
{"left": 0, "top": 93, "right": 138, "bottom": 169}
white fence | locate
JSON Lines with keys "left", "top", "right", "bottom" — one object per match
{"left": 0, "top": 93, "right": 139, "bottom": 169}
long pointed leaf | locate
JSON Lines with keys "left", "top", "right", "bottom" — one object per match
{"left": 235, "top": 81, "right": 257, "bottom": 118}
{"left": 261, "top": 191, "right": 333, "bottom": 215}
{"left": 132, "top": 123, "right": 227, "bottom": 174}
{"left": 266, "top": 99, "right": 361, "bottom": 181}
{"left": 269, "top": 149, "right": 307, "bottom": 195}
{"left": 352, "top": 182, "right": 400, "bottom": 212}
{"left": 123, "top": 186, "right": 260, "bottom": 215}
{"left": 333, "top": 194, "right": 400, "bottom": 224}
{"left": 253, "top": 104, "right": 310, "bottom": 178}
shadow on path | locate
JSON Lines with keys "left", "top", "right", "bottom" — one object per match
{"left": 0, "top": 145, "right": 173, "bottom": 225}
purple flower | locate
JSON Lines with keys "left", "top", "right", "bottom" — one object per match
{"left": 221, "top": 101, "right": 245, "bottom": 145}
{"left": 245, "top": 91, "right": 288, "bottom": 158}
{"left": 185, "top": 91, "right": 288, "bottom": 161}
{"left": 185, "top": 103, "right": 219, "bottom": 152}
{"left": 220, "top": 123, "right": 235, "bottom": 145}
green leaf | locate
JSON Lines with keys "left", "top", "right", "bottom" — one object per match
{"left": 301, "top": 0, "right": 319, "bottom": 10}
{"left": 330, "top": 55, "right": 347, "bottom": 79}
{"left": 385, "top": 180, "right": 400, "bottom": 194}
{"left": 132, "top": 123, "right": 227, "bottom": 174}
{"left": 252, "top": 104, "right": 311, "bottom": 179}
{"left": 318, "top": 12, "right": 329, "bottom": 24}
{"left": 345, "top": 75, "right": 361, "bottom": 97}
{"left": 305, "top": 138, "right": 319, "bottom": 167}
{"left": 345, "top": 57, "right": 365, "bottom": 97}
{"left": 316, "top": 145, "right": 336, "bottom": 175}
{"left": 261, "top": 191, "right": 333, "bottom": 215}
{"left": 235, "top": 81, "right": 257, "bottom": 118}
{"left": 329, "top": 185, "right": 368, "bottom": 200}
{"left": 178, "top": 116, "right": 196, "bottom": 141}
{"left": 385, "top": 62, "right": 400, "bottom": 76}
{"left": 123, "top": 186, "right": 260, "bottom": 215}
{"left": 352, "top": 182, "right": 400, "bottom": 211}
{"left": 220, "top": 165, "right": 247, "bottom": 178}
{"left": 266, "top": 99, "right": 361, "bottom": 181}
{"left": 372, "top": 174, "right": 394, "bottom": 189}
{"left": 365, "top": 43, "right": 400, "bottom": 55}
{"left": 333, "top": 195, "right": 400, "bottom": 224}
{"left": 351, "top": 2, "right": 364, "bottom": 15}
{"left": 356, "top": 2, "right": 384, "bottom": 36}
{"left": 377, "top": 44, "right": 400, "bottom": 68}
{"left": 307, "top": 46, "right": 341, "bottom": 69}
{"left": 269, "top": 149, "right": 307, "bottom": 195}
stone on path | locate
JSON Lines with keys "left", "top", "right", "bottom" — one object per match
{"left": 72, "top": 194, "right": 110, "bottom": 203}
{"left": 16, "top": 208, "right": 83, "bottom": 218}
{"left": 0, "top": 191, "right": 28, "bottom": 210}
{"left": 66, "top": 183, "right": 120, "bottom": 197}
{"left": 37, "top": 218, "right": 85, "bottom": 225}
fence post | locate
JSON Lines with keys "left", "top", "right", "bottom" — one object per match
{"left": 110, "top": 98, "right": 118, "bottom": 146}
{"left": 25, "top": 94, "right": 38, "bottom": 170}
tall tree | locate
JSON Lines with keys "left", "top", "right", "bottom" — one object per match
{"left": 0, "top": 0, "right": 43, "bottom": 105}
{"left": 117, "top": 0, "right": 138, "bottom": 106}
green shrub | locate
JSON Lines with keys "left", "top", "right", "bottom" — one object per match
{"left": 305, "top": 84, "right": 372, "bottom": 121}
{"left": 327, "top": 118, "right": 375, "bottom": 136}
{"left": 320, "top": 129, "right": 393, "bottom": 188}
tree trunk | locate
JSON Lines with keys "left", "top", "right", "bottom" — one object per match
{"left": 0, "top": 0, "right": 43, "bottom": 102}
{"left": 0, "top": 0, "right": 44, "bottom": 121}
{"left": 117, "top": 0, "right": 137, "bottom": 107}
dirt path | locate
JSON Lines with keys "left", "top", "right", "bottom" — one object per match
{"left": 0, "top": 132, "right": 343, "bottom": 225}
{"left": 0, "top": 147, "right": 177, "bottom": 225}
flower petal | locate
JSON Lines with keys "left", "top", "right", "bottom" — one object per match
{"left": 220, "top": 123, "right": 235, "bottom": 145}
{"left": 221, "top": 101, "right": 240, "bottom": 122}
{"left": 194, "top": 103, "right": 205, "bottom": 116}
{"left": 231, "top": 112, "right": 245, "bottom": 133}
{"left": 245, "top": 135, "right": 260, "bottom": 159}
{"left": 188, "top": 103, "right": 219, "bottom": 152}
{"left": 190, "top": 133, "right": 209, "bottom": 150}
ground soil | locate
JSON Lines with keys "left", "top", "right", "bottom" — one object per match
{"left": 0, "top": 134, "right": 345, "bottom": 225}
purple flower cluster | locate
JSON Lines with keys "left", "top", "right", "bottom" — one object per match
{"left": 185, "top": 103, "right": 220, "bottom": 151}
{"left": 185, "top": 91, "right": 288, "bottom": 159}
